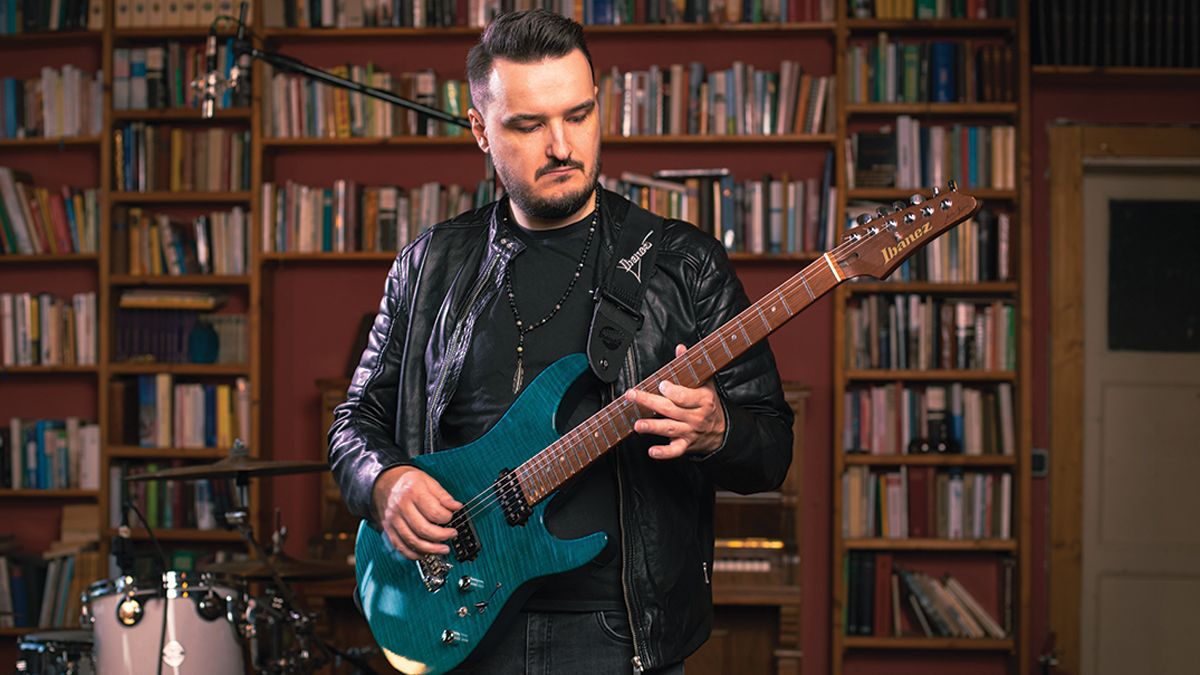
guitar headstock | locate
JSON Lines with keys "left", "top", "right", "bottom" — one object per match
{"left": 831, "top": 181, "right": 981, "bottom": 281}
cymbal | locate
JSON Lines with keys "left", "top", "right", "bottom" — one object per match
{"left": 124, "top": 455, "right": 328, "bottom": 481}
{"left": 200, "top": 554, "right": 353, "bottom": 581}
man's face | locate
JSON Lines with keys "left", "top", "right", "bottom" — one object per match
{"left": 469, "top": 49, "right": 600, "bottom": 224}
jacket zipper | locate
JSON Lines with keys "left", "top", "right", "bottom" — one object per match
{"left": 426, "top": 253, "right": 501, "bottom": 453}
{"left": 616, "top": 345, "right": 646, "bottom": 674}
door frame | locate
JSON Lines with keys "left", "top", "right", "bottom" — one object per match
{"left": 1048, "top": 125, "right": 1200, "bottom": 675}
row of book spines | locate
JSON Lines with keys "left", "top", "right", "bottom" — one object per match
{"left": 1, "top": 69, "right": 103, "bottom": 141}
{"left": 0, "top": 0, "right": 102, "bottom": 34}
{"left": 266, "top": 0, "right": 834, "bottom": 29}
{"left": 1033, "top": 0, "right": 1200, "bottom": 68}
{"left": 845, "top": 207, "right": 1012, "bottom": 284}
{"left": 2, "top": 419, "right": 101, "bottom": 490}
{"left": 125, "top": 374, "right": 249, "bottom": 449}
{"left": 844, "top": 553, "right": 1011, "bottom": 641}
{"left": 0, "top": 550, "right": 103, "bottom": 630}
{"left": 260, "top": 180, "right": 494, "bottom": 254}
{"left": 843, "top": 381, "right": 1015, "bottom": 457}
{"left": 0, "top": 170, "right": 100, "bottom": 256}
{"left": 114, "top": 0, "right": 253, "bottom": 28}
{"left": 112, "top": 206, "right": 248, "bottom": 276}
{"left": 843, "top": 465, "right": 1013, "bottom": 540}
{"left": 849, "top": 0, "right": 1015, "bottom": 21}
{"left": 847, "top": 40, "right": 1015, "bottom": 104}
{"left": 0, "top": 292, "right": 98, "bottom": 367}
{"left": 264, "top": 66, "right": 464, "bottom": 140}
{"left": 114, "top": 40, "right": 250, "bottom": 112}
{"left": 113, "top": 124, "right": 252, "bottom": 194}
{"left": 115, "top": 310, "right": 247, "bottom": 365}
{"left": 845, "top": 296, "right": 1017, "bottom": 371}
{"left": 850, "top": 122, "right": 1018, "bottom": 192}
{"left": 108, "top": 462, "right": 233, "bottom": 530}
{"left": 597, "top": 65, "right": 833, "bottom": 138}
{"left": 609, "top": 168, "right": 836, "bottom": 255}
{"left": 263, "top": 63, "right": 832, "bottom": 140}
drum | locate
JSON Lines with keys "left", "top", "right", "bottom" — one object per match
{"left": 14, "top": 630, "right": 95, "bottom": 674}
{"left": 82, "top": 572, "right": 245, "bottom": 674}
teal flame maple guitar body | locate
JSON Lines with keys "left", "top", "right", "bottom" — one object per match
{"left": 354, "top": 353, "right": 606, "bottom": 675}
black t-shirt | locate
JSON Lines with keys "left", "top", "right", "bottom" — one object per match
{"left": 437, "top": 206, "right": 624, "bottom": 611}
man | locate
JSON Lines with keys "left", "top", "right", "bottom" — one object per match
{"left": 328, "top": 9, "right": 794, "bottom": 674}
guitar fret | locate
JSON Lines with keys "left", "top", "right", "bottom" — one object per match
{"left": 755, "top": 305, "right": 771, "bottom": 332}
{"left": 721, "top": 334, "right": 733, "bottom": 358}
{"left": 739, "top": 323, "right": 751, "bottom": 347}
{"left": 687, "top": 360, "right": 698, "bottom": 383}
{"left": 801, "top": 275, "right": 815, "bottom": 300}
{"left": 702, "top": 347, "right": 716, "bottom": 373}
{"left": 779, "top": 290, "right": 793, "bottom": 316}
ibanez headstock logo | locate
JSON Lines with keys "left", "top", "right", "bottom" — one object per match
{"left": 882, "top": 222, "right": 932, "bottom": 264}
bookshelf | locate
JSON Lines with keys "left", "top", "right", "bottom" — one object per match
{"left": 831, "top": 1, "right": 1030, "bottom": 674}
{"left": 1, "top": 2, "right": 1036, "bottom": 674}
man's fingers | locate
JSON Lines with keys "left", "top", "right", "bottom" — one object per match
{"left": 428, "top": 480, "right": 463, "bottom": 511}
{"left": 649, "top": 437, "right": 690, "bottom": 460}
{"left": 392, "top": 510, "right": 452, "bottom": 555}
{"left": 385, "top": 525, "right": 417, "bottom": 560}
{"left": 634, "top": 417, "right": 689, "bottom": 439}
{"left": 401, "top": 503, "right": 458, "bottom": 543}
{"left": 414, "top": 492, "right": 457, "bottom": 525}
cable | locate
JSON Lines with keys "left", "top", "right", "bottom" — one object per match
{"left": 125, "top": 499, "right": 169, "bottom": 675}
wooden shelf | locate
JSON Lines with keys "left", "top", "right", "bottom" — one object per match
{"left": 108, "top": 362, "right": 249, "bottom": 375}
{"left": 0, "top": 253, "right": 99, "bottom": 264}
{"left": 843, "top": 454, "right": 1017, "bottom": 467}
{"left": 844, "top": 538, "right": 1016, "bottom": 552}
{"left": 843, "top": 636, "right": 1015, "bottom": 650}
{"left": 261, "top": 251, "right": 399, "bottom": 263}
{"left": 0, "top": 365, "right": 98, "bottom": 375}
{"left": 0, "top": 627, "right": 38, "bottom": 637}
{"left": 1033, "top": 65, "right": 1200, "bottom": 79}
{"left": 847, "top": 187, "right": 1017, "bottom": 201}
{"left": 845, "top": 369, "right": 1016, "bottom": 382}
{"left": 109, "top": 274, "right": 252, "bottom": 286}
{"left": 263, "top": 133, "right": 834, "bottom": 148}
{"left": 111, "top": 107, "right": 252, "bottom": 121}
{"left": 107, "top": 446, "right": 231, "bottom": 460}
{"left": 114, "top": 27, "right": 236, "bottom": 40}
{"left": 0, "top": 30, "right": 102, "bottom": 46}
{"left": 844, "top": 103, "right": 1018, "bottom": 116}
{"left": 0, "top": 135, "right": 101, "bottom": 147}
{"left": 110, "top": 191, "right": 253, "bottom": 204}
{"left": 262, "top": 22, "right": 836, "bottom": 40}
{"left": 845, "top": 281, "right": 1018, "bottom": 294}
{"left": 846, "top": 19, "right": 1017, "bottom": 33}
{"left": 0, "top": 489, "right": 99, "bottom": 499}
{"left": 107, "top": 527, "right": 245, "bottom": 542}
{"left": 716, "top": 490, "right": 793, "bottom": 506}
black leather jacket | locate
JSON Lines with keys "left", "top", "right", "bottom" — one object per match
{"left": 328, "top": 189, "right": 794, "bottom": 671}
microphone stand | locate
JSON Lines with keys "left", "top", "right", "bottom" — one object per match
{"left": 205, "top": 3, "right": 494, "bottom": 185}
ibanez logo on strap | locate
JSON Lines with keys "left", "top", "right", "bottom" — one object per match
{"left": 354, "top": 183, "right": 980, "bottom": 675}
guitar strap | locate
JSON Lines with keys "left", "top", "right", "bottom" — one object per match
{"left": 587, "top": 201, "right": 663, "bottom": 383}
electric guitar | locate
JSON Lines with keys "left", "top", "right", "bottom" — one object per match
{"left": 354, "top": 183, "right": 981, "bottom": 674}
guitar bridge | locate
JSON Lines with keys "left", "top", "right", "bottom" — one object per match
{"left": 497, "top": 468, "right": 532, "bottom": 527}
{"left": 417, "top": 554, "right": 452, "bottom": 592}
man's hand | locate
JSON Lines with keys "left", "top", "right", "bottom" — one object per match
{"left": 372, "top": 465, "right": 463, "bottom": 560}
{"left": 625, "top": 343, "right": 727, "bottom": 459}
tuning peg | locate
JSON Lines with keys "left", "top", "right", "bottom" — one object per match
{"left": 909, "top": 193, "right": 924, "bottom": 205}
{"left": 931, "top": 185, "right": 941, "bottom": 197}
{"left": 856, "top": 213, "right": 873, "bottom": 226}
{"left": 947, "top": 179, "right": 958, "bottom": 192}
{"left": 891, "top": 200, "right": 907, "bottom": 212}
{"left": 876, "top": 206, "right": 890, "bottom": 218}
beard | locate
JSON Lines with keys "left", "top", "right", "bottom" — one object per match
{"left": 495, "top": 153, "right": 601, "bottom": 221}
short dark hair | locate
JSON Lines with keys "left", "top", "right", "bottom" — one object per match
{"left": 466, "top": 9, "right": 594, "bottom": 111}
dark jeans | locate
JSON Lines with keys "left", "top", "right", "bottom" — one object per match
{"left": 449, "top": 610, "right": 685, "bottom": 675}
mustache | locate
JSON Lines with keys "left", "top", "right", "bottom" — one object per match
{"left": 536, "top": 159, "right": 584, "bottom": 178}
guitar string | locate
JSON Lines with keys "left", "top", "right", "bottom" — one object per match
{"left": 441, "top": 198, "right": 965, "bottom": 535}
{"left": 444, "top": 204, "right": 950, "bottom": 532}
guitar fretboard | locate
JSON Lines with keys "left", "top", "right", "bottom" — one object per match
{"left": 513, "top": 252, "right": 847, "bottom": 504}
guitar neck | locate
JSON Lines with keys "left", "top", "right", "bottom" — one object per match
{"left": 514, "top": 252, "right": 847, "bottom": 505}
